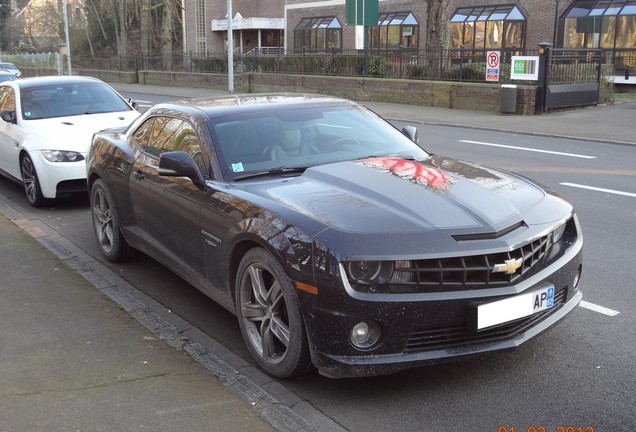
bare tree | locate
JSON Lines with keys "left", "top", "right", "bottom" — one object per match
{"left": 425, "top": 0, "right": 450, "bottom": 77}
{"left": 140, "top": 0, "right": 151, "bottom": 55}
{"left": 111, "top": 0, "right": 127, "bottom": 57}
{"left": 13, "top": 0, "right": 62, "bottom": 51}
{"left": 160, "top": 0, "right": 173, "bottom": 69}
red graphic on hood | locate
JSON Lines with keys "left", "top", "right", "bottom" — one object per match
{"left": 362, "top": 157, "right": 449, "bottom": 189}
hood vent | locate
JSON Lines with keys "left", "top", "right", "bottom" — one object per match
{"left": 452, "top": 221, "right": 526, "bottom": 242}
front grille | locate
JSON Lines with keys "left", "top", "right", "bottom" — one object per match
{"left": 354, "top": 232, "right": 554, "bottom": 294}
{"left": 404, "top": 289, "right": 566, "bottom": 352}
{"left": 57, "top": 179, "right": 88, "bottom": 194}
{"left": 412, "top": 233, "right": 550, "bottom": 288}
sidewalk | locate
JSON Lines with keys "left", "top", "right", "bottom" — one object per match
{"left": 111, "top": 82, "right": 636, "bottom": 145}
{"left": 0, "top": 214, "right": 276, "bottom": 432}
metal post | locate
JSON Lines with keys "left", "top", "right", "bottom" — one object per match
{"left": 536, "top": 43, "right": 552, "bottom": 114}
{"left": 227, "top": 0, "right": 234, "bottom": 94}
{"left": 62, "top": 0, "right": 72, "bottom": 75}
{"left": 552, "top": 0, "right": 560, "bottom": 47}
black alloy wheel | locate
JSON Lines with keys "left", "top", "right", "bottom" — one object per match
{"left": 235, "top": 248, "right": 312, "bottom": 378}
{"left": 90, "top": 179, "right": 132, "bottom": 262}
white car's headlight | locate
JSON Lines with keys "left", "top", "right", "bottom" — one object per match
{"left": 41, "top": 150, "right": 85, "bottom": 163}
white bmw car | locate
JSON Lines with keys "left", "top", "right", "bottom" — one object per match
{"left": 0, "top": 76, "right": 140, "bottom": 206}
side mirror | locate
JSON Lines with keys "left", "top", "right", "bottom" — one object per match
{"left": 0, "top": 109, "right": 17, "bottom": 124}
{"left": 402, "top": 125, "right": 419, "bottom": 144}
{"left": 158, "top": 151, "right": 206, "bottom": 190}
{"left": 127, "top": 98, "right": 138, "bottom": 110}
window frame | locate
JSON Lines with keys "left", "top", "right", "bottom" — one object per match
{"left": 562, "top": 0, "right": 636, "bottom": 49}
{"left": 369, "top": 11, "right": 419, "bottom": 50}
{"left": 449, "top": 4, "right": 526, "bottom": 50}
{"left": 294, "top": 16, "right": 343, "bottom": 51}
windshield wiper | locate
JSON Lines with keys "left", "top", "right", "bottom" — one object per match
{"left": 233, "top": 166, "right": 308, "bottom": 181}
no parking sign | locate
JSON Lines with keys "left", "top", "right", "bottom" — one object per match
{"left": 486, "top": 51, "right": 500, "bottom": 82}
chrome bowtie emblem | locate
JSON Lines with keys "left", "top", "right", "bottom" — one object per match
{"left": 492, "top": 258, "right": 523, "bottom": 274}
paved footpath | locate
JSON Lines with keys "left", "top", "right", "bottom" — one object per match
{"left": 0, "top": 213, "right": 277, "bottom": 432}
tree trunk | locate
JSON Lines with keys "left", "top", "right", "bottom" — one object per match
{"left": 425, "top": 0, "right": 450, "bottom": 79}
{"left": 160, "top": 0, "right": 174, "bottom": 70}
{"left": 140, "top": 0, "right": 150, "bottom": 55}
{"left": 113, "top": 0, "right": 127, "bottom": 58}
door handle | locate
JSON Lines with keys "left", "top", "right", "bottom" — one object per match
{"left": 133, "top": 170, "right": 144, "bottom": 181}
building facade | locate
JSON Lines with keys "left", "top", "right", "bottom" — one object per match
{"left": 183, "top": 0, "right": 636, "bottom": 65}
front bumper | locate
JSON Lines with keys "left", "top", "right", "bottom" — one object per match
{"left": 29, "top": 151, "right": 87, "bottom": 198}
{"left": 300, "top": 225, "right": 583, "bottom": 378}
{"left": 311, "top": 290, "right": 581, "bottom": 378}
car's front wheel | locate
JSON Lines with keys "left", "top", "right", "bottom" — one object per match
{"left": 235, "top": 248, "right": 312, "bottom": 378}
{"left": 20, "top": 154, "right": 46, "bottom": 207}
{"left": 90, "top": 179, "right": 132, "bottom": 262}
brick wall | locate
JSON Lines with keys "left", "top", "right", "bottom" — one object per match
{"left": 21, "top": 66, "right": 537, "bottom": 114}
{"left": 136, "top": 70, "right": 537, "bottom": 114}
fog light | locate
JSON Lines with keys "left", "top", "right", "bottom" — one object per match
{"left": 350, "top": 321, "right": 381, "bottom": 349}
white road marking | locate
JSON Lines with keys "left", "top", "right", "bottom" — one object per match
{"left": 459, "top": 140, "right": 597, "bottom": 159}
{"left": 560, "top": 182, "right": 636, "bottom": 198}
{"left": 579, "top": 300, "right": 620, "bottom": 316}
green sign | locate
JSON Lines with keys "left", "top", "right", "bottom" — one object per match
{"left": 346, "top": 0, "right": 378, "bottom": 26}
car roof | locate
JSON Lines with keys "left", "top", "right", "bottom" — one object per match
{"left": 11, "top": 75, "right": 106, "bottom": 89}
{"left": 0, "top": 62, "right": 17, "bottom": 68}
{"left": 150, "top": 93, "right": 357, "bottom": 119}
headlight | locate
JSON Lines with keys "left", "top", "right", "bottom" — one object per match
{"left": 346, "top": 261, "right": 394, "bottom": 285}
{"left": 552, "top": 222, "right": 567, "bottom": 244}
{"left": 41, "top": 150, "right": 85, "bottom": 163}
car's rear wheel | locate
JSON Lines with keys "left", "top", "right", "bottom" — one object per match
{"left": 235, "top": 248, "right": 312, "bottom": 378}
{"left": 20, "top": 154, "right": 46, "bottom": 207}
{"left": 90, "top": 179, "right": 132, "bottom": 262}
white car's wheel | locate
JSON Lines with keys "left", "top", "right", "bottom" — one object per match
{"left": 90, "top": 179, "right": 132, "bottom": 261}
{"left": 235, "top": 248, "right": 313, "bottom": 378}
{"left": 20, "top": 154, "right": 46, "bottom": 207}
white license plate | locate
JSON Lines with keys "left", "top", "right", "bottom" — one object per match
{"left": 476, "top": 285, "right": 555, "bottom": 330}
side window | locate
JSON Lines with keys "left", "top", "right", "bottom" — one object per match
{"left": 146, "top": 117, "right": 181, "bottom": 157}
{"left": 144, "top": 116, "right": 207, "bottom": 175}
{"left": 132, "top": 117, "right": 156, "bottom": 152}
{"left": 0, "top": 86, "right": 16, "bottom": 111}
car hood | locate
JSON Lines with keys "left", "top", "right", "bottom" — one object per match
{"left": 238, "top": 156, "right": 573, "bottom": 257}
{"left": 23, "top": 111, "right": 139, "bottom": 152}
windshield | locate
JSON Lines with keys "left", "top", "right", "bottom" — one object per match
{"left": 0, "top": 73, "right": 17, "bottom": 83}
{"left": 208, "top": 103, "right": 429, "bottom": 181}
{"left": 20, "top": 82, "right": 133, "bottom": 120}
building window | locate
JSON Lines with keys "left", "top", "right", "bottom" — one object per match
{"left": 369, "top": 12, "right": 419, "bottom": 49}
{"left": 294, "top": 16, "right": 342, "bottom": 51}
{"left": 450, "top": 4, "right": 526, "bottom": 50}
{"left": 563, "top": 0, "right": 636, "bottom": 50}
{"left": 195, "top": 0, "right": 207, "bottom": 54}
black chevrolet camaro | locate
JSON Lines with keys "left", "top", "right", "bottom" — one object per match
{"left": 86, "top": 94, "right": 583, "bottom": 378}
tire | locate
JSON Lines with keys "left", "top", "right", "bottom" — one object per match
{"left": 90, "top": 179, "right": 132, "bottom": 262}
{"left": 20, "top": 154, "right": 46, "bottom": 207}
{"left": 235, "top": 248, "right": 313, "bottom": 378}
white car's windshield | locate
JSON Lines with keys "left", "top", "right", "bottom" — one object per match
{"left": 21, "top": 83, "right": 133, "bottom": 120}
{"left": 208, "top": 104, "right": 429, "bottom": 181}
